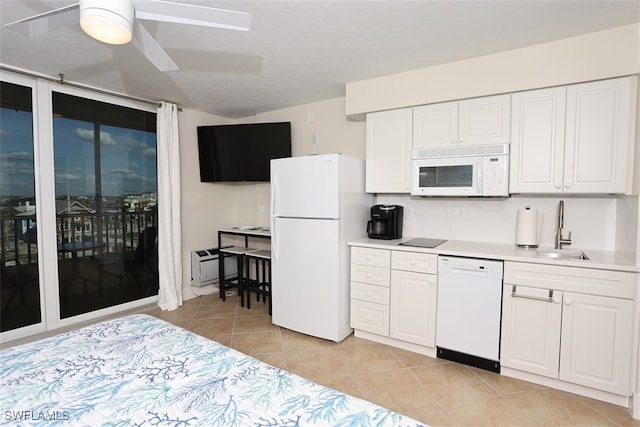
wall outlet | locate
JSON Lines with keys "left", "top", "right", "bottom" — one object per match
{"left": 312, "top": 132, "right": 319, "bottom": 144}
{"left": 451, "top": 207, "right": 464, "bottom": 219}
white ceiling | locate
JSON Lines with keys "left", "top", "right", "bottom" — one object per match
{"left": 1, "top": 1, "right": 639, "bottom": 118}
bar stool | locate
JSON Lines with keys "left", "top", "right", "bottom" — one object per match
{"left": 219, "top": 246, "right": 256, "bottom": 306}
{"left": 244, "top": 249, "right": 272, "bottom": 315}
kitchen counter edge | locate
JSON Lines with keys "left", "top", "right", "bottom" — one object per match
{"left": 348, "top": 237, "right": 639, "bottom": 273}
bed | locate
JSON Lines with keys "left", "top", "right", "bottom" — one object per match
{"left": 1, "top": 314, "right": 426, "bottom": 426}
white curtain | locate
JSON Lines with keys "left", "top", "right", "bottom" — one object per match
{"left": 157, "top": 102, "right": 183, "bottom": 310}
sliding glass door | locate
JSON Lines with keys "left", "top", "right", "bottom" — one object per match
{"left": 1, "top": 70, "right": 158, "bottom": 340}
{"left": 0, "top": 77, "right": 42, "bottom": 334}
{"left": 52, "top": 92, "right": 158, "bottom": 319}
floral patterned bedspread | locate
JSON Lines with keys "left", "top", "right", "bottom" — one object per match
{"left": 1, "top": 314, "right": 426, "bottom": 426}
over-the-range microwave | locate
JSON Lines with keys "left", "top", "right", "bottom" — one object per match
{"left": 411, "top": 144, "right": 509, "bottom": 197}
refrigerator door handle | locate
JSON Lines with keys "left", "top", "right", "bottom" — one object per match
{"left": 270, "top": 172, "right": 277, "bottom": 218}
{"left": 271, "top": 219, "right": 278, "bottom": 261}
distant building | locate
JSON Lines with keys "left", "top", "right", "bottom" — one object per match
{"left": 56, "top": 200, "right": 95, "bottom": 243}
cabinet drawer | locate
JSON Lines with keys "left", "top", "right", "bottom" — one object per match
{"left": 351, "top": 282, "right": 390, "bottom": 305}
{"left": 351, "top": 299, "right": 389, "bottom": 336}
{"left": 391, "top": 251, "right": 437, "bottom": 274}
{"left": 351, "top": 247, "right": 390, "bottom": 268}
{"left": 350, "top": 264, "right": 390, "bottom": 287}
{"left": 504, "top": 262, "right": 634, "bottom": 299}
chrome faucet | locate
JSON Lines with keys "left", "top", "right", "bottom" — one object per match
{"left": 555, "top": 200, "right": 572, "bottom": 249}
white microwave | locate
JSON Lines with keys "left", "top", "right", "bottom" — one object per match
{"left": 411, "top": 144, "right": 509, "bottom": 197}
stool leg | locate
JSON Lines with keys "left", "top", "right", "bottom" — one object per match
{"left": 256, "top": 258, "right": 261, "bottom": 303}
{"left": 238, "top": 255, "right": 245, "bottom": 307}
{"left": 267, "top": 260, "right": 272, "bottom": 315}
{"left": 245, "top": 256, "right": 251, "bottom": 310}
{"left": 220, "top": 252, "right": 226, "bottom": 301}
{"left": 260, "top": 259, "right": 266, "bottom": 304}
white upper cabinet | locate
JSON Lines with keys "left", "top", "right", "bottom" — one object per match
{"left": 412, "top": 101, "right": 458, "bottom": 148}
{"left": 413, "top": 94, "right": 511, "bottom": 149}
{"left": 510, "top": 77, "right": 636, "bottom": 194}
{"left": 510, "top": 87, "right": 567, "bottom": 193}
{"left": 365, "top": 108, "right": 412, "bottom": 193}
{"left": 564, "top": 77, "right": 634, "bottom": 194}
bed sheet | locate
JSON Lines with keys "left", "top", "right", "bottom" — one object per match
{"left": 1, "top": 314, "right": 426, "bottom": 426}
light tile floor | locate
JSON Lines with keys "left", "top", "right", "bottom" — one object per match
{"left": 141, "top": 294, "right": 640, "bottom": 427}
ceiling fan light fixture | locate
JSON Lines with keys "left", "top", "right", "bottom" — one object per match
{"left": 79, "top": 0, "right": 134, "bottom": 45}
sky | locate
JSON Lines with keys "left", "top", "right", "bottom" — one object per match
{"left": 0, "top": 107, "right": 157, "bottom": 199}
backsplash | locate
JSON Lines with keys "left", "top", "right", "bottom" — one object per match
{"left": 376, "top": 194, "right": 626, "bottom": 252}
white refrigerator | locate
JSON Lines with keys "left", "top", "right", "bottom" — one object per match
{"left": 270, "top": 154, "right": 372, "bottom": 342}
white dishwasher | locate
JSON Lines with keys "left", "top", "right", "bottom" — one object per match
{"left": 436, "top": 256, "right": 504, "bottom": 372}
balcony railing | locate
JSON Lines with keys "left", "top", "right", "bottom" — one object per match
{"left": 1, "top": 211, "right": 157, "bottom": 267}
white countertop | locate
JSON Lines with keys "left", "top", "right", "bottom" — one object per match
{"left": 349, "top": 237, "right": 639, "bottom": 272}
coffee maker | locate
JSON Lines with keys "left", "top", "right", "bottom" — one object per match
{"left": 367, "top": 205, "right": 403, "bottom": 240}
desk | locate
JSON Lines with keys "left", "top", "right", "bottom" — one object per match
{"left": 217, "top": 228, "right": 271, "bottom": 300}
{"left": 217, "top": 227, "right": 271, "bottom": 249}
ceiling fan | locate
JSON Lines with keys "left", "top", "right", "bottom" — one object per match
{"left": 3, "top": 0, "right": 252, "bottom": 71}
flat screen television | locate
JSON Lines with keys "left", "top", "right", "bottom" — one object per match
{"left": 197, "top": 122, "right": 292, "bottom": 182}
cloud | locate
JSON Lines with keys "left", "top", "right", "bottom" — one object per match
{"left": 72, "top": 128, "right": 117, "bottom": 146}
{"left": 0, "top": 129, "right": 8, "bottom": 139}
{"left": 56, "top": 173, "right": 83, "bottom": 182}
{"left": 144, "top": 148, "right": 156, "bottom": 158}
{"left": 122, "top": 135, "right": 150, "bottom": 150}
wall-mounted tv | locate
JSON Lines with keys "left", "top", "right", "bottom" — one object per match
{"left": 197, "top": 122, "right": 292, "bottom": 182}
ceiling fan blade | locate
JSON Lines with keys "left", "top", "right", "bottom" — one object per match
{"left": 3, "top": 3, "right": 80, "bottom": 37}
{"left": 133, "top": 0, "right": 251, "bottom": 31}
{"left": 131, "top": 22, "right": 178, "bottom": 71}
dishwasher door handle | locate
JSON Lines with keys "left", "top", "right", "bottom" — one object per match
{"left": 511, "top": 285, "right": 554, "bottom": 302}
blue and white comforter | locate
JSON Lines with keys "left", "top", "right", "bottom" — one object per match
{"left": 1, "top": 314, "right": 426, "bottom": 426}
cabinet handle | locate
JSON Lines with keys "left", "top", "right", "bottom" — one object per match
{"left": 450, "top": 139, "right": 456, "bottom": 144}
{"left": 554, "top": 183, "right": 562, "bottom": 189}
{"left": 429, "top": 279, "right": 436, "bottom": 286}
{"left": 565, "top": 183, "right": 572, "bottom": 189}
{"left": 459, "top": 138, "right": 464, "bottom": 143}
{"left": 564, "top": 298, "right": 573, "bottom": 306}
{"left": 511, "top": 285, "right": 553, "bottom": 302}
{"left": 366, "top": 255, "right": 372, "bottom": 260}
{"left": 366, "top": 273, "right": 372, "bottom": 278}
{"left": 366, "top": 292, "right": 372, "bottom": 297}
{"left": 410, "top": 260, "right": 416, "bottom": 265}
{"left": 365, "top": 315, "right": 372, "bottom": 321}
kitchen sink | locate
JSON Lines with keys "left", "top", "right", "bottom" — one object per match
{"left": 536, "top": 249, "right": 590, "bottom": 261}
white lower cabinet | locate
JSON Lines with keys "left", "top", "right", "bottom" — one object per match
{"left": 350, "top": 247, "right": 438, "bottom": 351}
{"left": 502, "top": 262, "right": 634, "bottom": 397}
{"left": 389, "top": 270, "right": 437, "bottom": 347}
{"left": 559, "top": 292, "right": 633, "bottom": 395}
{"left": 350, "top": 247, "right": 391, "bottom": 335}
{"left": 501, "top": 284, "right": 562, "bottom": 379}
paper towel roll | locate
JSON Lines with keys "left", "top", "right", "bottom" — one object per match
{"left": 516, "top": 208, "right": 539, "bottom": 248}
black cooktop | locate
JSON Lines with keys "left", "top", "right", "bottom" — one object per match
{"left": 399, "top": 238, "right": 447, "bottom": 249}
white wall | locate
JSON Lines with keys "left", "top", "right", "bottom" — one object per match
{"left": 179, "top": 108, "right": 235, "bottom": 299}
{"left": 346, "top": 24, "right": 640, "bottom": 118}
{"left": 179, "top": 98, "right": 366, "bottom": 298}
{"left": 376, "top": 194, "right": 619, "bottom": 251}
{"left": 240, "top": 96, "right": 367, "bottom": 226}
